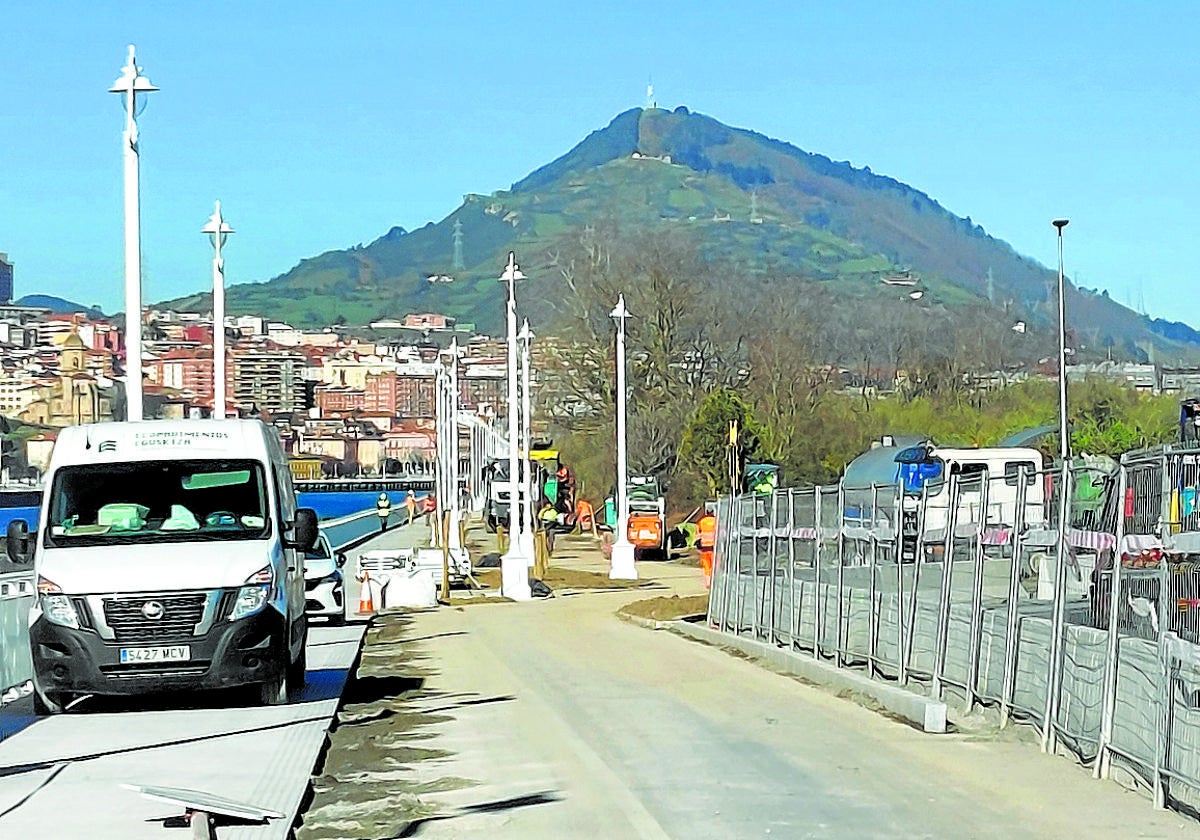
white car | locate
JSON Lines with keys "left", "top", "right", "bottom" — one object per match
{"left": 304, "top": 531, "right": 345, "bottom": 624}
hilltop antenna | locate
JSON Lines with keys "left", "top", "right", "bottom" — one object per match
{"left": 453, "top": 219, "right": 464, "bottom": 270}
{"left": 645, "top": 77, "right": 655, "bottom": 110}
{"left": 1137, "top": 278, "right": 1146, "bottom": 316}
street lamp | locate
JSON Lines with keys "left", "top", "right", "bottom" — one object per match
{"left": 518, "top": 318, "right": 536, "bottom": 562}
{"left": 433, "top": 358, "right": 448, "bottom": 543}
{"left": 1042, "top": 217, "right": 1072, "bottom": 756}
{"left": 1053, "top": 219, "right": 1070, "bottom": 464}
{"left": 446, "top": 337, "right": 463, "bottom": 552}
{"left": 499, "top": 252, "right": 531, "bottom": 599}
{"left": 202, "top": 201, "right": 234, "bottom": 419}
{"left": 610, "top": 293, "right": 637, "bottom": 580}
{"left": 109, "top": 45, "right": 157, "bottom": 421}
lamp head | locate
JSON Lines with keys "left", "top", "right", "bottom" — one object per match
{"left": 202, "top": 201, "right": 235, "bottom": 247}
{"left": 1052, "top": 218, "right": 1069, "bottom": 232}
{"left": 108, "top": 45, "right": 158, "bottom": 107}
{"left": 517, "top": 318, "right": 534, "bottom": 343}
{"left": 610, "top": 293, "right": 632, "bottom": 323}
{"left": 499, "top": 251, "right": 526, "bottom": 283}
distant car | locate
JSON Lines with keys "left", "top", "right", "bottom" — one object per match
{"left": 304, "top": 531, "right": 345, "bottom": 624}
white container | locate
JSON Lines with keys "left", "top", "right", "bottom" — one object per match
{"left": 385, "top": 567, "right": 437, "bottom": 608}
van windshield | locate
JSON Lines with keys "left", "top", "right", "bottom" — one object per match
{"left": 45, "top": 459, "right": 270, "bottom": 547}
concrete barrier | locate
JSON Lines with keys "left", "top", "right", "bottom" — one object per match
{"left": 670, "top": 618, "right": 948, "bottom": 733}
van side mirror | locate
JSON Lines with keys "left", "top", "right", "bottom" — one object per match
{"left": 335, "top": 552, "right": 347, "bottom": 569}
{"left": 287, "top": 508, "right": 319, "bottom": 552}
{"left": 6, "top": 520, "right": 31, "bottom": 565}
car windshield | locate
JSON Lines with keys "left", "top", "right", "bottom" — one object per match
{"left": 46, "top": 459, "right": 270, "bottom": 546}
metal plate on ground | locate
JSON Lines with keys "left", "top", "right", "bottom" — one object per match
{"left": 0, "top": 624, "right": 364, "bottom": 839}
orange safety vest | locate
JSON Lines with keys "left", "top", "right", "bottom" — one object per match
{"left": 697, "top": 514, "right": 716, "bottom": 549}
{"left": 575, "top": 499, "right": 595, "bottom": 530}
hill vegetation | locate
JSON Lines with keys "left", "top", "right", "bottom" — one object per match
{"left": 162, "top": 106, "right": 1199, "bottom": 366}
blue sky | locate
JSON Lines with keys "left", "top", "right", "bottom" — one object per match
{"left": 2, "top": 1, "right": 1198, "bottom": 325}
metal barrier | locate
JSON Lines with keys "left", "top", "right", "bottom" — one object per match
{"left": 0, "top": 572, "right": 33, "bottom": 704}
{"left": 708, "top": 446, "right": 1200, "bottom": 819}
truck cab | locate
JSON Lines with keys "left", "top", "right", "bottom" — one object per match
{"left": 5, "top": 419, "right": 317, "bottom": 713}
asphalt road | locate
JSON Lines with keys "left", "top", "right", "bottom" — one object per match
{"left": 340, "top": 535, "right": 1200, "bottom": 839}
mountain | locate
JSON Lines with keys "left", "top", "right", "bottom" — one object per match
{"left": 17, "top": 295, "right": 107, "bottom": 319}
{"left": 162, "top": 107, "right": 1200, "bottom": 362}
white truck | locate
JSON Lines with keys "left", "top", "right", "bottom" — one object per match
{"left": 5, "top": 419, "right": 317, "bottom": 713}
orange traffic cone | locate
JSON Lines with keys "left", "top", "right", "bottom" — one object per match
{"left": 358, "top": 569, "right": 375, "bottom": 614}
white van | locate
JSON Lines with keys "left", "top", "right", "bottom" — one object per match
{"left": 5, "top": 419, "right": 318, "bottom": 713}
{"left": 894, "top": 443, "right": 1046, "bottom": 560}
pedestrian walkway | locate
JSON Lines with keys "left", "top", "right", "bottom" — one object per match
{"left": 307, "top": 516, "right": 1197, "bottom": 839}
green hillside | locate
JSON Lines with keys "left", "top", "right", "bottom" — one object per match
{"left": 161, "top": 106, "right": 1200, "bottom": 362}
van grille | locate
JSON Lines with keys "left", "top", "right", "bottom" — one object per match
{"left": 103, "top": 593, "right": 207, "bottom": 642}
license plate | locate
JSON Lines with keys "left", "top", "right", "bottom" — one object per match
{"left": 119, "top": 646, "right": 191, "bottom": 664}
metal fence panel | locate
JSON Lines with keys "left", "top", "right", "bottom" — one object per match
{"left": 703, "top": 443, "right": 1200, "bottom": 822}
{"left": 0, "top": 572, "right": 33, "bottom": 702}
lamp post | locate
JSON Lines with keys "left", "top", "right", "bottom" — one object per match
{"left": 109, "top": 45, "right": 157, "bottom": 422}
{"left": 518, "top": 319, "right": 536, "bottom": 561}
{"left": 202, "top": 201, "right": 234, "bottom": 419}
{"left": 1042, "top": 217, "right": 1072, "bottom": 756}
{"left": 1053, "top": 219, "right": 1070, "bottom": 465}
{"left": 610, "top": 293, "right": 637, "bottom": 580}
{"left": 447, "top": 337, "right": 463, "bottom": 550}
{"left": 433, "top": 361, "right": 447, "bottom": 543}
{"left": 499, "top": 252, "right": 531, "bottom": 599}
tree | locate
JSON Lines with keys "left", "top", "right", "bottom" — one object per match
{"left": 679, "top": 389, "right": 761, "bottom": 495}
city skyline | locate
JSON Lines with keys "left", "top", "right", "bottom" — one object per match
{"left": 2, "top": 2, "right": 1198, "bottom": 325}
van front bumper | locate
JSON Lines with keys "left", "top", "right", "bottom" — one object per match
{"left": 30, "top": 608, "right": 287, "bottom": 697}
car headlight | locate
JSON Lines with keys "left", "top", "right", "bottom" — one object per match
{"left": 229, "top": 565, "right": 273, "bottom": 621}
{"left": 37, "top": 576, "right": 79, "bottom": 630}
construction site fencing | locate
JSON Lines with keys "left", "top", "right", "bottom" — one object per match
{"left": 0, "top": 572, "right": 33, "bottom": 706}
{"left": 706, "top": 447, "right": 1200, "bottom": 817}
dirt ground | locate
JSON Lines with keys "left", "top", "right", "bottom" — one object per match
{"left": 618, "top": 593, "right": 710, "bottom": 622}
{"left": 471, "top": 565, "right": 652, "bottom": 593}
{"left": 298, "top": 614, "right": 444, "bottom": 838}
{"left": 298, "top": 530, "right": 688, "bottom": 838}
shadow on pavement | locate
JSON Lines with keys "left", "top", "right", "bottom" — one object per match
{"left": 393, "top": 790, "right": 562, "bottom": 837}
{"left": 340, "top": 674, "right": 425, "bottom": 705}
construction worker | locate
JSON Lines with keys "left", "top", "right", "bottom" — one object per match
{"left": 697, "top": 507, "right": 717, "bottom": 589}
{"left": 376, "top": 492, "right": 392, "bottom": 532}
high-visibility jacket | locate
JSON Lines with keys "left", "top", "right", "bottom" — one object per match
{"left": 697, "top": 513, "right": 716, "bottom": 549}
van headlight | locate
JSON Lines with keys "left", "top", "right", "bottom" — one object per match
{"left": 37, "top": 576, "right": 79, "bottom": 630}
{"left": 229, "top": 565, "right": 273, "bottom": 621}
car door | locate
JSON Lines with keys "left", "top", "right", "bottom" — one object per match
{"left": 272, "top": 465, "right": 305, "bottom": 631}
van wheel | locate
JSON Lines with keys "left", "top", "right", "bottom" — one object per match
{"left": 287, "top": 631, "right": 307, "bottom": 691}
{"left": 258, "top": 670, "right": 288, "bottom": 706}
{"left": 32, "top": 682, "right": 65, "bottom": 715}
